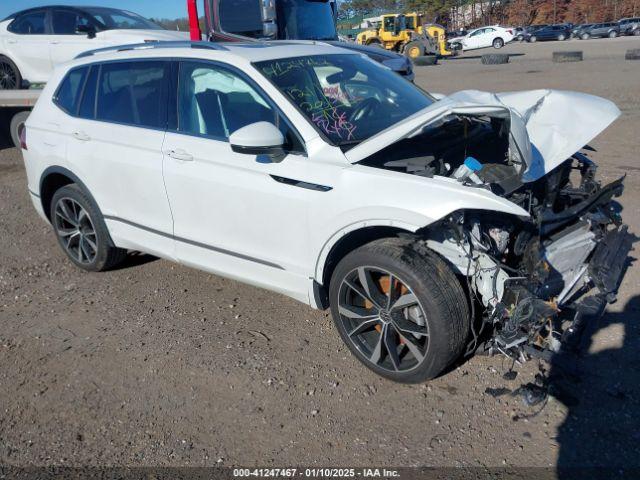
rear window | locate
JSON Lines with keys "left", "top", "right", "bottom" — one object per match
{"left": 54, "top": 67, "right": 89, "bottom": 115}
{"left": 96, "top": 61, "right": 170, "bottom": 129}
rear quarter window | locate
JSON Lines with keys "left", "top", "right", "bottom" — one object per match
{"left": 54, "top": 67, "right": 89, "bottom": 115}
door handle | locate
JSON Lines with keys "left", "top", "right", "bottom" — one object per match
{"left": 72, "top": 131, "right": 90, "bottom": 141}
{"left": 7, "top": 39, "right": 17, "bottom": 44}
{"left": 166, "top": 149, "right": 193, "bottom": 162}
{"left": 50, "top": 40, "right": 60, "bottom": 45}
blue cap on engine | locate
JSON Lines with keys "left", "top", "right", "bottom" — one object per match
{"left": 464, "top": 156, "right": 483, "bottom": 172}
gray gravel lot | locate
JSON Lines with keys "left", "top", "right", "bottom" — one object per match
{"left": 1, "top": 36, "right": 639, "bottom": 469}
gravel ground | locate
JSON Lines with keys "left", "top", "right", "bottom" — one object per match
{"left": 0, "top": 36, "right": 639, "bottom": 469}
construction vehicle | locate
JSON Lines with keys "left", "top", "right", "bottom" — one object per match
{"left": 355, "top": 12, "right": 453, "bottom": 60}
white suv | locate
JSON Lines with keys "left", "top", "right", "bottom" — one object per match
{"left": 0, "top": 6, "right": 186, "bottom": 89}
{"left": 22, "top": 41, "right": 629, "bottom": 383}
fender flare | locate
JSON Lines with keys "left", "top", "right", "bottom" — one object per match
{"left": 39, "top": 166, "right": 100, "bottom": 218}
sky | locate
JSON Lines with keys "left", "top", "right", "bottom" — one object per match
{"left": 0, "top": 0, "right": 188, "bottom": 21}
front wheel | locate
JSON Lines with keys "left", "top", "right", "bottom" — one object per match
{"left": 609, "top": 30, "right": 618, "bottom": 38}
{"left": 558, "top": 34, "right": 566, "bottom": 41}
{"left": 581, "top": 33, "right": 590, "bottom": 40}
{"left": 0, "top": 56, "right": 21, "bottom": 90}
{"left": 50, "top": 184, "right": 126, "bottom": 271}
{"left": 492, "top": 37, "right": 504, "bottom": 48}
{"left": 329, "top": 238, "right": 470, "bottom": 383}
{"left": 529, "top": 36, "right": 537, "bottom": 43}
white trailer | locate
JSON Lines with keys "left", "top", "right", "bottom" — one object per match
{"left": 0, "top": 89, "right": 40, "bottom": 148}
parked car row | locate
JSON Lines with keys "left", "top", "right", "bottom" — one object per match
{"left": 514, "top": 17, "right": 640, "bottom": 43}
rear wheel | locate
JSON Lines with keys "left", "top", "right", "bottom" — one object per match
{"left": 492, "top": 37, "right": 504, "bottom": 48}
{"left": 0, "top": 56, "right": 21, "bottom": 90}
{"left": 329, "top": 238, "right": 469, "bottom": 383}
{"left": 50, "top": 184, "right": 126, "bottom": 271}
{"left": 366, "top": 38, "right": 382, "bottom": 48}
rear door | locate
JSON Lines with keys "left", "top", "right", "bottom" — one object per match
{"left": 62, "top": 60, "right": 175, "bottom": 257}
{"left": 4, "top": 8, "right": 54, "bottom": 82}
{"left": 49, "top": 8, "right": 106, "bottom": 64}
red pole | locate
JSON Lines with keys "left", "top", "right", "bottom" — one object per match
{"left": 188, "top": 0, "right": 202, "bottom": 40}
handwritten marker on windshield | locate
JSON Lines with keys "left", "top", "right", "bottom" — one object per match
{"left": 453, "top": 157, "right": 484, "bottom": 185}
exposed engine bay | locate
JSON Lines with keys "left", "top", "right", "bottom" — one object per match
{"left": 360, "top": 110, "right": 631, "bottom": 362}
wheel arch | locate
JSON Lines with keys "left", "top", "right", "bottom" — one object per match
{"left": 39, "top": 166, "right": 97, "bottom": 222}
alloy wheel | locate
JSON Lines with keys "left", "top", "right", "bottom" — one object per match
{"left": 337, "top": 266, "right": 429, "bottom": 373}
{"left": 0, "top": 62, "right": 17, "bottom": 90}
{"left": 53, "top": 197, "right": 98, "bottom": 265}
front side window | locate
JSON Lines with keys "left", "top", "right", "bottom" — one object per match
{"left": 275, "top": 0, "right": 337, "bottom": 40}
{"left": 54, "top": 66, "right": 89, "bottom": 115}
{"left": 8, "top": 11, "right": 47, "bottom": 34}
{"left": 218, "top": 0, "right": 263, "bottom": 37}
{"left": 96, "top": 61, "right": 169, "bottom": 128}
{"left": 176, "top": 61, "right": 303, "bottom": 151}
{"left": 52, "top": 9, "right": 94, "bottom": 34}
{"left": 255, "top": 54, "right": 434, "bottom": 147}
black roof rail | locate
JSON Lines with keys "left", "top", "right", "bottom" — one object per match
{"left": 75, "top": 41, "right": 227, "bottom": 59}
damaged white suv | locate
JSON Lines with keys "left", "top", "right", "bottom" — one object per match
{"left": 23, "top": 41, "right": 630, "bottom": 383}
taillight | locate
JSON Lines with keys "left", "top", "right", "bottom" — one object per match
{"left": 19, "top": 124, "right": 27, "bottom": 150}
{"left": 507, "top": 29, "right": 513, "bottom": 34}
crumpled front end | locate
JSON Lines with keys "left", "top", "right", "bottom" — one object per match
{"left": 421, "top": 151, "right": 630, "bottom": 360}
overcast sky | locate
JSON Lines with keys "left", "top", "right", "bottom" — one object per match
{"left": 0, "top": 0, "right": 187, "bottom": 20}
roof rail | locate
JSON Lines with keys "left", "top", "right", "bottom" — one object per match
{"left": 75, "top": 41, "right": 227, "bottom": 59}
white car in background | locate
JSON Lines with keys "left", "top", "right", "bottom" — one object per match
{"left": 449, "top": 25, "right": 514, "bottom": 51}
{"left": 0, "top": 6, "right": 187, "bottom": 89}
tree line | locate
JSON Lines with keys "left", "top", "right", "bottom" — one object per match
{"left": 339, "top": 0, "right": 640, "bottom": 28}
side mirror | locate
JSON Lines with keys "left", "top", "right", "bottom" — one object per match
{"left": 229, "top": 122, "right": 285, "bottom": 161}
{"left": 76, "top": 24, "right": 96, "bottom": 39}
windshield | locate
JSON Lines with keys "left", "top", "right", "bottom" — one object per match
{"left": 275, "top": 0, "right": 337, "bottom": 41}
{"left": 255, "top": 54, "right": 434, "bottom": 146}
{"left": 83, "top": 8, "right": 162, "bottom": 30}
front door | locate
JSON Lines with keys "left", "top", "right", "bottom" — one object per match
{"left": 162, "top": 60, "right": 315, "bottom": 300}
{"left": 49, "top": 8, "right": 105, "bottom": 64}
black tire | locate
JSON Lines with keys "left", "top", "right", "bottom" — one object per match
{"left": 626, "top": 49, "right": 640, "bottom": 60}
{"left": 404, "top": 41, "right": 425, "bottom": 59}
{"left": 492, "top": 37, "right": 504, "bottom": 48}
{"left": 516, "top": 34, "right": 524, "bottom": 42}
{"left": 412, "top": 55, "right": 438, "bottom": 66}
{"left": 481, "top": 53, "right": 509, "bottom": 65}
{"left": 329, "top": 237, "right": 470, "bottom": 383}
{"left": 10, "top": 110, "right": 30, "bottom": 149}
{"left": 553, "top": 51, "right": 583, "bottom": 63}
{"left": 366, "top": 39, "right": 382, "bottom": 48}
{"left": 0, "top": 56, "right": 22, "bottom": 90}
{"left": 50, "top": 184, "right": 126, "bottom": 271}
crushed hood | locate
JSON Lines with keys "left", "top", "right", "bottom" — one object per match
{"left": 345, "top": 89, "right": 621, "bottom": 182}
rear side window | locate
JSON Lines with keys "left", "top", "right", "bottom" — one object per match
{"left": 54, "top": 67, "right": 89, "bottom": 115}
{"left": 8, "top": 10, "right": 47, "bottom": 34}
{"left": 96, "top": 61, "right": 170, "bottom": 129}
